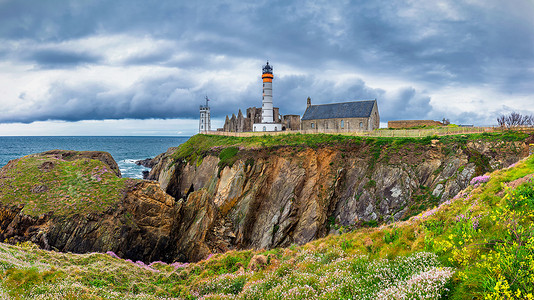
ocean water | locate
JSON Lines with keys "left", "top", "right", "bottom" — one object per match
{"left": 0, "top": 136, "right": 190, "bottom": 178}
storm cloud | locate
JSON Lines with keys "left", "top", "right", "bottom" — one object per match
{"left": 0, "top": 0, "right": 533, "bottom": 130}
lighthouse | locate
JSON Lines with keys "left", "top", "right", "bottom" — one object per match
{"left": 253, "top": 61, "right": 282, "bottom": 132}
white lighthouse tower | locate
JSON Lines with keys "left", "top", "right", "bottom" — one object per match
{"left": 199, "top": 96, "right": 211, "bottom": 133}
{"left": 253, "top": 62, "right": 282, "bottom": 132}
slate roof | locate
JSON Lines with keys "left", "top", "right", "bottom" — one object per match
{"left": 301, "top": 100, "right": 376, "bottom": 120}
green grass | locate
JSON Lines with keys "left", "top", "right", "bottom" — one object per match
{"left": 0, "top": 154, "right": 138, "bottom": 217}
{"left": 0, "top": 242, "right": 453, "bottom": 299}
{"left": 218, "top": 146, "right": 240, "bottom": 173}
{"left": 172, "top": 133, "right": 364, "bottom": 163}
{"left": 172, "top": 131, "right": 528, "bottom": 165}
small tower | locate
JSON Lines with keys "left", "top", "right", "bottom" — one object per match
{"left": 253, "top": 62, "right": 282, "bottom": 132}
{"left": 199, "top": 96, "right": 211, "bottom": 133}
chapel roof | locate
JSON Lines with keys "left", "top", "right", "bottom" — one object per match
{"left": 301, "top": 100, "right": 376, "bottom": 120}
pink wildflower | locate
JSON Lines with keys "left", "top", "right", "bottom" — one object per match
{"left": 470, "top": 175, "right": 490, "bottom": 186}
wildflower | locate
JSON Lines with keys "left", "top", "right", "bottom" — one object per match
{"left": 106, "top": 251, "right": 120, "bottom": 259}
{"left": 470, "top": 175, "right": 490, "bottom": 186}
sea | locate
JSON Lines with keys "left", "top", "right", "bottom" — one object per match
{"left": 0, "top": 136, "right": 190, "bottom": 179}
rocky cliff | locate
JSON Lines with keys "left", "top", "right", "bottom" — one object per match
{"left": 147, "top": 133, "right": 531, "bottom": 260}
{"left": 0, "top": 134, "right": 531, "bottom": 263}
{"left": 0, "top": 150, "right": 182, "bottom": 263}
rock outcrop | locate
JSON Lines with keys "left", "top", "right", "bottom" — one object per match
{"left": 147, "top": 136, "right": 530, "bottom": 259}
{"left": 0, "top": 151, "right": 181, "bottom": 263}
{"left": 41, "top": 149, "right": 122, "bottom": 177}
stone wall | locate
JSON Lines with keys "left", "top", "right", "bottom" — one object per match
{"left": 302, "top": 117, "right": 372, "bottom": 131}
{"left": 388, "top": 120, "right": 444, "bottom": 129}
{"left": 282, "top": 115, "right": 301, "bottom": 130}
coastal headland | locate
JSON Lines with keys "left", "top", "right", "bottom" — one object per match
{"left": 0, "top": 131, "right": 533, "bottom": 298}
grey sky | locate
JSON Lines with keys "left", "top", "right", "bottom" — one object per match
{"left": 0, "top": 0, "right": 533, "bottom": 135}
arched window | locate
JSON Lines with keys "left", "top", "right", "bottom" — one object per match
{"left": 341, "top": 120, "right": 344, "bottom": 128}
{"left": 311, "top": 123, "right": 315, "bottom": 129}
{"left": 359, "top": 122, "right": 363, "bottom": 128}
{"left": 263, "top": 126, "right": 266, "bottom": 131}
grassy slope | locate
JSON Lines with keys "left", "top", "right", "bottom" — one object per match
{"left": 0, "top": 154, "right": 138, "bottom": 217}
{"left": 0, "top": 151, "right": 532, "bottom": 298}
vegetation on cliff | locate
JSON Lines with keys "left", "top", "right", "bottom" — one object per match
{"left": 173, "top": 131, "right": 528, "bottom": 167}
{"left": 0, "top": 153, "right": 532, "bottom": 299}
{"left": 0, "top": 152, "right": 137, "bottom": 217}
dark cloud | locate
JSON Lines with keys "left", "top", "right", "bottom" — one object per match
{"left": 1, "top": 72, "right": 260, "bottom": 123}
{"left": 274, "top": 75, "right": 384, "bottom": 115}
{"left": 0, "top": 0, "right": 532, "bottom": 127}
{"left": 379, "top": 88, "right": 433, "bottom": 121}
{"left": 123, "top": 50, "right": 173, "bottom": 66}
{"left": 27, "top": 49, "right": 101, "bottom": 68}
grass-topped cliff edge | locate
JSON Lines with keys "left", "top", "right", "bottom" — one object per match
{"left": 0, "top": 150, "right": 138, "bottom": 217}
{"left": 172, "top": 131, "right": 529, "bottom": 169}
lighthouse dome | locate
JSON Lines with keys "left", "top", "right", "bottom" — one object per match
{"left": 262, "top": 62, "right": 273, "bottom": 74}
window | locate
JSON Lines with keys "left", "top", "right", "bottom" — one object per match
{"left": 201, "top": 113, "right": 204, "bottom": 118}
{"left": 311, "top": 123, "right": 315, "bottom": 129}
{"left": 325, "top": 121, "right": 328, "bottom": 129}
{"left": 201, "top": 125, "right": 203, "bottom": 129}
{"left": 359, "top": 122, "right": 363, "bottom": 128}
{"left": 341, "top": 120, "right": 344, "bottom": 128}
{"left": 263, "top": 126, "right": 266, "bottom": 131}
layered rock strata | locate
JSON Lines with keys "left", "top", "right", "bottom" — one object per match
{"left": 147, "top": 138, "right": 529, "bottom": 259}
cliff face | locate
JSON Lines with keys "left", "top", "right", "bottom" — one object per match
{"left": 0, "top": 136, "right": 530, "bottom": 264}
{"left": 148, "top": 137, "right": 529, "bottom": 259}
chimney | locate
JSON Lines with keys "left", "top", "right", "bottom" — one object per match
{"left": 307, "top": 97, "right": 311, "bottom": 108}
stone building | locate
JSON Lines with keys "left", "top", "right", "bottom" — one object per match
{"left": 388, "top": 120, "right": 444, "bottom": 129}
{"left": 282, "top": 115, "right": 301, "bottom": 131}
{"left": 222, "top": 107, "right": 301, "bottom": 132}
{"left": 301, "top": 99, "right": 379, "bottom": 131}
{"left": 222, "top": 107, "right": 281, "bottom": 132}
